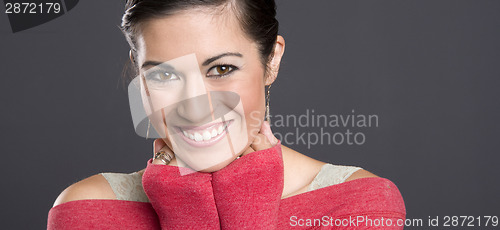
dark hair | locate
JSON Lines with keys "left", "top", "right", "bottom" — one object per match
{"left": 120, "top": 0, "right": 279, "bottom": 75}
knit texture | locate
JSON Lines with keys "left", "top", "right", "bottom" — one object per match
{"left": 47, "top": 179, "right": 405, "bottom": 229}
{"left": 142, "top": 161, "right": 220, "bottom": 229}
{"left": 47, "top": 200, "right": 160, "bottom": 229}
{"left": 279, "top": 177, "right": 406, "bottom": 229}
{"left": 212, "top": 142, "right": 284, "bottom": 229}
{"left": 47, "top": 143, "right": 405, "bottom": 229}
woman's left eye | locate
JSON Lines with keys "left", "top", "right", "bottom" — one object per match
{"left": 207, "top": 65, "right": 237, "bottom": 78}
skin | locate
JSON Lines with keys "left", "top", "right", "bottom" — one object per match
{"left": 53, "top": 6, "right": 378, "bottom": 207}
{"left": 136, "top": 8, "right": 268, "bottom": 172}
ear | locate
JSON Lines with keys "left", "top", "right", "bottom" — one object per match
{"left": 129, "top": 50, "right": 135, "bottom": 64}
{"left": 265, "top": 35, "right": 285, "bottom": 86}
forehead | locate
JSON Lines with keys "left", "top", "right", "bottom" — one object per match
{"left": 136, "top": 8, "right": 257, "bottom": 64}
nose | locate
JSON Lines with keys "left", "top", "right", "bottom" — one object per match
{"left": 176, "top": 72, "right": 212, "bottom": 123}
{"left": 176, "top": 94, "right": 213, "bottom": 123}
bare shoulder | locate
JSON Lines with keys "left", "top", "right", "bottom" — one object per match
{"left": 344, "top": 169, "right": 379, "bottom": 182}
{"left": 52, "top": 174, "right": 117, "bottom": 207}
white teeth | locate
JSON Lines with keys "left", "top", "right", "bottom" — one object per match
{"left": 203, "top": 131, "right": 212, "bottom": 141}
{"left": 181, "top": 122, "right": 230, "bottom": 142}
{"left": 194, "top": 132, "right": 203, "bottom": 142}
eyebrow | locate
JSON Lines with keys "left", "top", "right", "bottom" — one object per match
{"left": 202, "top": 52, "right": 243, "bottom": 66}
{"left": 141, "top": 61, "right": 168, "bottom": 69}
{"left": 141, "top": 52, "right": 243, "bottom": 69}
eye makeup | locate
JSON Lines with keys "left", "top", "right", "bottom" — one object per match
{"left": 206, "top": 63, "right": 240, "bottom": 79}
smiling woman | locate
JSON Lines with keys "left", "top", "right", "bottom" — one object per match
{"left": 47, "top": 0, "right": 405, "bottom": 229}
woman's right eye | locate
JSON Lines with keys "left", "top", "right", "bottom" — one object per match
{"left": 146, "top": 71, "right": 180, "bottom": 82}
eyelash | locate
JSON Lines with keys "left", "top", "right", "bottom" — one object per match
{"left": 144, "top": 63, "right": 239, "bottom": 83}
{"left": 207, "top": 63, "right": 239, "bottom": 79}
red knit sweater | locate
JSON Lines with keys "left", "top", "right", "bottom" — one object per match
{"left": 48, "top": 143, "right": 405, "bottom": 229}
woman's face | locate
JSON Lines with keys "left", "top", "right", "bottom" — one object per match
{"left": 135, "top": 8, "right": 271, "bottom": 172}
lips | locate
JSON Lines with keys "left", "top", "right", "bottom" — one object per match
{"left": 175, "top": 120, "right": 232, "bottom": 147}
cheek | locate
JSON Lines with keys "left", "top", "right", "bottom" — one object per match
{"left": 238, "top": 75, "right": 266, "bottom": 141}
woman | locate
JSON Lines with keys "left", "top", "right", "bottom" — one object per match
{"left": 48, "top": 0, "right": 405, "bottom": 229}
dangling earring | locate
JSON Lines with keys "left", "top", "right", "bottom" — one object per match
{"left": 146, "top": 119, "right": 151, "bottom": 139}
{"left": 265, "top": 84, "right": 272, "bottom": 123}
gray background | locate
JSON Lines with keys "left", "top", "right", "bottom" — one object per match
{"left": 1, "top": 0, "right": 498, "bottom": 229}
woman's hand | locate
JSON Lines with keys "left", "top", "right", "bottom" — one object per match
{"left": 152, "top": 138, "right": 180, "bottom": 166}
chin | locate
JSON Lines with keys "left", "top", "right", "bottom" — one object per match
{"left": 177, "top": 141, "right": 249, "bottom": 173}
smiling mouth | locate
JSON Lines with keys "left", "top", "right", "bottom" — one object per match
{"left": 175, "top": 120, "right": 233, "bottom": 147}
